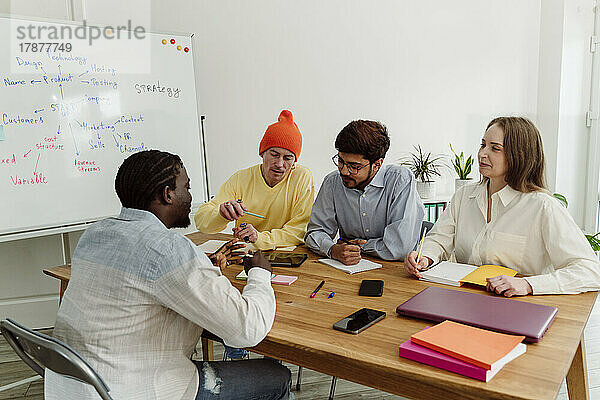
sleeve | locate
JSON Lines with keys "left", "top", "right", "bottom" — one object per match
{"left": 194, "top": 173, "right": 239, "bottom": 233}
{"left": 254, "top": 169, "right": 316, "bottom": 250}
{"left": 153, "top": 238, "right": 276, "bottom": 348}
{"left": 524, "top": 200, "right": 600, "bottom": 295}
{"left": 304, "top": 174, "right": 338, "bottom": 257}
{"left": 420, "top": 190, "right": 460, "bottom": 263}
{"left": 361, "top": 173, "right": 425, "bottom": 260}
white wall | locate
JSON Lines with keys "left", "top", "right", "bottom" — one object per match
{"left": 0, "top": 0, "right": 596, "bottom": 328}
{"left": 183, "top": 0, "right": 541, "bottom": 197}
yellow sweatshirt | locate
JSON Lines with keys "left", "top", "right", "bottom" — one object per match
{"left": 194, "top": 164, "right": 315, "bottom": 250}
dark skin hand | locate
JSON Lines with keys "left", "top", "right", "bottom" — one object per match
{"left": 208, "top": 239, "right": 246, "bottom": 266}
{"left": 330, "top": 238, "right": 367, "bottom": 265}
{"left": 243, "top": 250, "right": 273, "bottom": 275}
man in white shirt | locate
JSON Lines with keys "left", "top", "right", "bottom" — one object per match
{"left": 46, "top": 150, "right": 291, "bottom": 400}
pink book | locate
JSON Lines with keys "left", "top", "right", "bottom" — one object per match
{"left": 271, "top": 275, "right": 298, "bottom": 285}
{"left": 398, "top": 330, "right": 525, "bottom": 382}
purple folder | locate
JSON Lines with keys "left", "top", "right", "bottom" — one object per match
{"left": 396, "top": 287, "right": 558, "bottom": 343}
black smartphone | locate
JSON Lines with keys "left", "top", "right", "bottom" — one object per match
{"left": 264, "top": 252, "right": 308, "bottom": 267}
{"left": 332, "top": 308, "right": 386, "bottom": 334}
{"left": 358, "top": 279, "right": 384, "bottom": 297}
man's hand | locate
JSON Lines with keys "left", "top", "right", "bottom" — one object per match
{"left": 219, "top": 199, "right": 248, "bottom": 221}
{"left": 243, "top": 251, "right": 272, "bottom": 275}
{"left": 233, "top": 223, "right": 258, "bottom": 243}
{"left": 486, "top": 275, "right": 533, "bottom": 297}
{"left": 403, "top": 251, "right": 433, "bottom": 279}
{"left": 208, "top": 238, "right": 245, "bottom": 266}
{"left": 330, "top": 238, "right": 367, "bottom": 265}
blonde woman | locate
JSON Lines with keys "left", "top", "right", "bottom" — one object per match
{"left": 404, "top": 117, "right": 600, "bottom": 296}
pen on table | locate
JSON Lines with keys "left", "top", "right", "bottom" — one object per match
{"left": 327, "top": 292, "right": 335, "bottom": 299}
{"left": 310, "top": 280, "right": 325, "bottom": 298}
{"left": 416, "top": 229, "right": 426, "bottom": 266}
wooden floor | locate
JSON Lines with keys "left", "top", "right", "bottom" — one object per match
{"left": 1, "top": 294, "right": 599, "bottom": 399}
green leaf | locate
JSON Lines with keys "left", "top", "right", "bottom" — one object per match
{"left": 553, "top": 193, "right": 568, "bottom": 208}
{"left": 586, "top": 234, "right": 600, "bottom": 251}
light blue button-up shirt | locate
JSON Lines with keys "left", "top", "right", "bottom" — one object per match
{"left": 305, "top": 165, "right": 425, "bottom": 260}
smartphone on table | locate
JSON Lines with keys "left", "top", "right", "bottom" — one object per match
{"left": 332, "top": 308, "right": 386, "bottom": 334}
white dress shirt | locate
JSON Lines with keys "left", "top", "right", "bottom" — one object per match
{"left": 45, "top": 208, "right": 275, "bottom": 400}
{"left": 421, "top": 182, "right": 600, "bottom": 294}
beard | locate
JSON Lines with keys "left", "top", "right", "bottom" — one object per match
{"left": 172, "top": 201, "right": 192, "bottom": 228}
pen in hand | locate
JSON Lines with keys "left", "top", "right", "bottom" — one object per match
{"left": 310, "top": 280, "right": 325, "bottom": 298}
{"left": 415, "top": 229, "right": 426, "bottom": 267}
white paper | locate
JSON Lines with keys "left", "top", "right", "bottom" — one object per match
{"left": 419, "top": 261, "right": 477, "bottom": 286}
{"left": 318, "top": 258, "right": 382, "bottom": 274}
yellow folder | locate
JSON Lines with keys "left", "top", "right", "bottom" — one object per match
{"left": 460, "top": 264, "right": 518, "bottom": 286}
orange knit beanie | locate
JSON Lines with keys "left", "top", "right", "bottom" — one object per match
{"left": 259, "top": 110, "right": 302, "bottom": 160}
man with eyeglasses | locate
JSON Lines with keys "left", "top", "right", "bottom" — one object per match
{"left": 305, "top": 120, "right": 424, "bottom": 265}
{"left": 195, "top": 110, "right": 315, "bottom": 250}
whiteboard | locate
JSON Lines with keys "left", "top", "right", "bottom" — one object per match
{"left": 0, "top": 16, "right": 207, "bottom": 236}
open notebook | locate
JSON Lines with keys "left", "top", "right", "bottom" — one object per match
{"left": 318, "top": 258, "right": 382, "bottom": 274}
{"left": 420, "top": 261, "right": 517, "bottom": 287}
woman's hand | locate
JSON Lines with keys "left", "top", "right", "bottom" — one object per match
{"left": 486, "top": 275, "right": 533, "bottom": 297}
{"left": 403, "top": 251, "right": 433, "bottom": 278}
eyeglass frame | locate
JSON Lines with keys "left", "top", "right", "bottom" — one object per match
{"left": 332, "top": 154, "right": 371, "bottom": 175}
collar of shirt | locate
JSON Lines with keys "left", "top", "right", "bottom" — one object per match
{"left": 367, "top": 165, "right": 386, "bottom": 188}
{"left": 468, "top": 182, "right": 521, "bottom": 221}
{"left": 118, "top": 207, "right": 167, "bottom": 230}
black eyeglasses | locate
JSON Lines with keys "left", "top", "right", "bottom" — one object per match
{"left": 332, "top": 154, "right": 370, "bottom": 175}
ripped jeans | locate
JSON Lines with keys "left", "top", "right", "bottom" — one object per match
{"left": 194, "top": 358, "right": 292, "bottom": 400}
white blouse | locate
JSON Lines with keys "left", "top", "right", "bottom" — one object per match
{"left": 421, "top": 182, "right": 600, "bottom": 294}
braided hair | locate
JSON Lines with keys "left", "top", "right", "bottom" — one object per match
{"left": 115, "top": 150, "right": 183, "bottom": 210}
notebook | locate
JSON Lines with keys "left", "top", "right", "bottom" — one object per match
{"left": 235, "top": 270, "right": 296, "bottom": 285}
{"left": 235, "top": 270, "right": 275, "bottom": 281}
{"left": 318, "top": 258, "right": 382, "bottom": 274}
{"left": 419, "top": 261, "right": 517, "bottom": 287}
{"left": 399, "top": 328, "right": 526, "bottom": 382}
{"left": 396, "top": 286, "right": 558, "bottom": 343}
{"left": 410, "top": 321, "right": 525, "bottom": 370}
{"left": 270, "top": 275, "right": 298, "bottom": 285}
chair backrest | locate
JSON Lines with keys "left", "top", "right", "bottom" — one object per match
{"left": 421, "top": 220, "right": 434, "bottom": 237}
{"left": 0, "top": 318, "right": 114, "bottom": 400}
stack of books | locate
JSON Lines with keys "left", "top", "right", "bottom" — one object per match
{"left": 398, "top": 320, "right": 526, "bottom": 382}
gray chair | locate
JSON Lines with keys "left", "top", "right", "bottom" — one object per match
{"left": 0, "top": 318, "right": 114, "bottom": 400}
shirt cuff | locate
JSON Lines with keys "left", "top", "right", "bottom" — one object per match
{"left": 253, "top": 232, "right": 274, "bottom": 251}
{"left": 523, "top": 274, "right": 560, "bottom": 295}
{"left": 247, "top": 267, "right": 272, "bottom": 283}
{"left": 323, "top": 241, "right": 335, "bottom": 258}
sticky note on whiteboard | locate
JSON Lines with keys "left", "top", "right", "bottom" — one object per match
{"left": 0, "top": 125, "right": 4, "bottom": 141}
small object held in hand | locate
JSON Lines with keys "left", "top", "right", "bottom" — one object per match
{"left": 239, "top": 222, "right": 250, "bottom": 242}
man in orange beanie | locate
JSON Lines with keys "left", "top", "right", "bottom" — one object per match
{"left": 195, "top": 110, "right": 315, "bottom": 251}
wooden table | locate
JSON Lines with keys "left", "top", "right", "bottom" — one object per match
{"left": 44, "top": 232, "right": 597, "bottom": 400}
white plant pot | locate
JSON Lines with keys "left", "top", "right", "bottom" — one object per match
{"left": 416, "top": 181, "right": 436, "bottom": 199}
{"left": 454, "top": 178, "right": 473, "bottom": 192}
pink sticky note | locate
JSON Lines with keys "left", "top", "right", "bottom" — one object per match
{"left": 271, "top": 275, "right": 298, "bottom": 285}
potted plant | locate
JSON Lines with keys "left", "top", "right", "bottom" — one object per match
{"left": 553, "top": 193, "right": 600, "bottom": 253}
{"left": 400, "top": 145, "right": 444, "bottom": 199}
{"left": 449, "top": 144, "right": 473, "bottom": 192}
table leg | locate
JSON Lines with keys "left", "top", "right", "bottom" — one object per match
{"left": 566, "top": 335, "right": 589, "bottom": 400}
{"left": 59, "top": 280, "right": 68, "bottom": 305}
{"left": 201, "top": 337, "right": 214, "bottom": 361}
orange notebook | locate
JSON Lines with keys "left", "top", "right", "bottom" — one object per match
{"left": 410, "top": 320, "right": 525, "bottom": 370}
